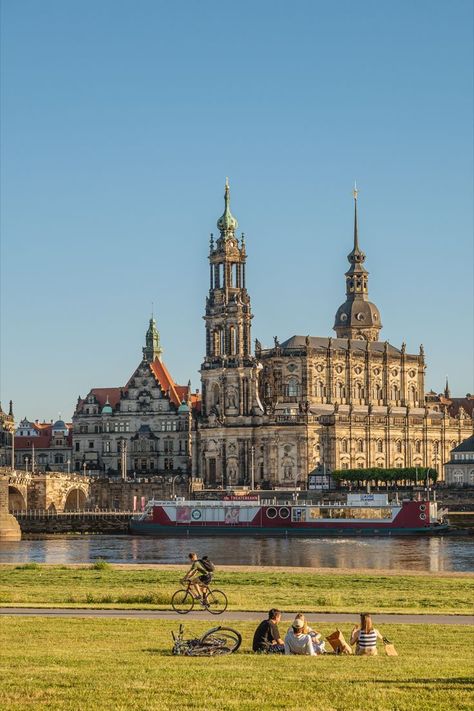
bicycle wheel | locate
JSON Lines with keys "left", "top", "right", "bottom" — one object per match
{"left": 205, "top": 589, "right": 228, "bottom": 615}
{"left": 199, "top": 626, "right": 241, "bottom": 653}
{"left": 171, "top": 589, "right": 195, "bottom": 614}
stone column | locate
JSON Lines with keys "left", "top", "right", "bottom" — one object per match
{"left": 0, "top": 476, "right": 21, "bottom": 541}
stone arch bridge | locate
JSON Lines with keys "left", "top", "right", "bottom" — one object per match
{"left": 1, "top": 470, "right": 90, "bottom": 513}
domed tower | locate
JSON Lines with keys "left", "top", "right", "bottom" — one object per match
{"left": 200, "top": 179, "right": 259, "bottom": 419}
{"left": 334, "top": 186, "right": 382, "bottom": 341}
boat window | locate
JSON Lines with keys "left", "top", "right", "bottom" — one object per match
{"left": 291, "top": 508, "right": 306, "bottom": 522}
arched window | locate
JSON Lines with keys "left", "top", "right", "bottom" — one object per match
{"left": 356, "top": 382, "right": 364, "bottom": 399}
{"left": 410, "top": 385, "right": 417, "bottom": 403}
{"left": 212, "top": 330, "right": 220, "bottom": 356}
{"left": 357, "top": 439, "right": 364, "bottom": 453}
{"left": 415, "top": 440, "right": 422, "bottom": 454}
{"left": 374, "top": 383, "right": 382, "bottom": 401}
{"left": 229, "top": 326, "right": 236, "bottom": 355}
{"left": 316, "top": 381, "right": 324, "bottom": 398}
{"left": 396, "top": 440, "right": 403, "bottom": 453}
{"left": 341, "top": 439, "right": 348, "bottom": 454}
{"left": 376, "top": 439, "right": 383, "bottom": 453}
{"left": 391, "top": 385, "right": 399, "bottom": 401}
{"left": 337, "top": 382, "right": 345, "bottom": 399}
{"left": 433, "top": 440, "right": 439, "bottom": 456}
{"left": 287, "top": 377, "right": 299, "bottom": 397}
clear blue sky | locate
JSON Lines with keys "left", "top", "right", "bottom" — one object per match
{"left": 1, "top": 0, "right": 473, "bottom": 422}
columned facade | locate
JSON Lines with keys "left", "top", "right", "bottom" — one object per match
{"left": 193, "top": 185, "right": 473, "bottom": 486}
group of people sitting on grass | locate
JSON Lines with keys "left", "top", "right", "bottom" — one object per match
{"left": 252, "top": 608, "right": 383, "bottom": 656}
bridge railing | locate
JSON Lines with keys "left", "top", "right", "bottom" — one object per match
{"left": 12, "top": 510, "right": 135, "bottom": 517}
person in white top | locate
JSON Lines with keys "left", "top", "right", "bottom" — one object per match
{"left": 284, "top": 618, "right": 316, "bottom": 656}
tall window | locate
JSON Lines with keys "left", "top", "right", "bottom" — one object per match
{"left": 376, "top": 439, "right": 383, "bottom": 453}
{"left": 287, "top": 377, "right": 299, "bottom": 397}
{"left": 341, "top": 439, "right": 348, "bottom": 454}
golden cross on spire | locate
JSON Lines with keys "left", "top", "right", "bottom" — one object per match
{"left": 353, "top": 181, "right": 358, "bottom": 201}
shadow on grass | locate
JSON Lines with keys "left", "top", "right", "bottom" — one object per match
{"left": 372, "top": 678, "right": 474, "bottom": 687}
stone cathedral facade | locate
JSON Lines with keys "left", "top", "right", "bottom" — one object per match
{"left": 193, "top": 182, "right": 473, "bottom": 487}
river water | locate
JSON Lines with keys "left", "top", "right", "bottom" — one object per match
{"left": 0, "top": 535, "right": 473, "bottom": 572}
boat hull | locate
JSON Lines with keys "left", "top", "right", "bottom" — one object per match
{"left": 129, "top": 520, "right": 450, "bottom": 537}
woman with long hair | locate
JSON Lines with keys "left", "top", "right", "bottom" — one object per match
{"left": 350, "top": 613, "right": 383, "bottom": 656}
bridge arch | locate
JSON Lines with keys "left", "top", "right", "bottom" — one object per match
{"left": 8, "top": 486, "right": 26, "bottom": 512}
{"left": 64, "top": 487, "right": 87, "bottom": 511}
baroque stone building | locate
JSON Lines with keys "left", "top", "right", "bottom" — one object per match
{"left": 193, "top": 183, "right": 473, "bottom": 486}
{"left": 72, "top": 319, "right": 197, "bottom": 476}
{"left": 14, "top": 418, "right": 73, "bottom": 473}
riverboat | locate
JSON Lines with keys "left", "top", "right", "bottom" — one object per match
{"left": 129, "top": 493, "right": 449, "bottom": 537}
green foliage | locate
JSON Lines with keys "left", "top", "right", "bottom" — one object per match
{"left": 332, "top": 466, "right": 438, "bottom": 483}
{"left": 0, "top": 618, "right": 473, "bottom": 711}
{"left": 14, "top": 562, "right": 41, "bottom": 571}
{"left": 90, "top": 559, "right": 111, "bottom": 571}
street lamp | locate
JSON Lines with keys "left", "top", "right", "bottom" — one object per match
{"left": 83, "top": 461, "right": 87, "bottom": 477}
{"left": 25, "top": 457, "right": 29, "bottom": 473}
{"left": 67, "top": 459, "right": 71, "bottom": 474}
{"left": 250, "top": 445, "right": 255, "bottom": 491}
{"left": 170, "top": 474, "right": 182, "bottom": 498}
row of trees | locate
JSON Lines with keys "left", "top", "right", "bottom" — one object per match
{"left": 331, "top": 467, "right": 438, "bottom": 485}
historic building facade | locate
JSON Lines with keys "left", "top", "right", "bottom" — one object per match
{"left": 72, "top": 319, "right": 197, "bottom": 477}
{"left": 193, "top": 183, "right": 474, "bottom": 486}
{"left": 444, "top": 435, "right": 474, "bottom": 486}
{"left": 0, "top": 401, "right": 14, "bottom": 468}
{"left": 13, "top": 417, "right": 73, "bottom": 473}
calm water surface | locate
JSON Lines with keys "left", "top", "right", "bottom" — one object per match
{"left": 0, "top": 535, "right": 473, "bottom": 572}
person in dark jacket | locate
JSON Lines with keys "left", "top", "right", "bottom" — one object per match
{"left": 252, "top": 608, "right": 285, "bottom": 653}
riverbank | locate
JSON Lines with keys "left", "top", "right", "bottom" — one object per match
{"left": 1, "top": 564, "right": 473, "bottom": 614}
{"left": 0, "top": 617, "right": 472, "bottom": 711}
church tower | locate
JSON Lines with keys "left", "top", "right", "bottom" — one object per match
{"left": 143, "top": 316, "right": 162, "bottom": 362}
{"left": 334, "top": 186, "right": 382, "bottom": 341}
{"left": 200, "top": 179, "right": 260, "bottom": 420}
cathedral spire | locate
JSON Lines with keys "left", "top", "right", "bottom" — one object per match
{"left": 353, "top": 182, "right": 360, "bottom": 251}
{"left": 143, "top": 315, "right": 162, "bottom": 362}
{"left": 333, "top": 187, "right": 382, "bottom": 341}
{"left": 216, "top": 177, "right": 238, "bottom": 238}
{"left": 444, "top": 376, "right": 451, "bottom": 399}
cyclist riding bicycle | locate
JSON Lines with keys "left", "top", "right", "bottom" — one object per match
{"left": 182, "top": 552, "right": 213, "bottom": 602}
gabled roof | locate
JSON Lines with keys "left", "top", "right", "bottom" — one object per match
{"left": 278, "top": 335, "right": 403, "bottom": 355}
{"left": 77, "top": 388, "right": 123, "bottom": 412}
{"left": 149, "top": 358, "right": 182, "bottom": 407}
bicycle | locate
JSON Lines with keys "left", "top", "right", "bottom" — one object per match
{"left": 171, "top": 580, "right": 228, "bottom": 615}
{"left": 172, "top": 623, "right": 241, "bottom": 656}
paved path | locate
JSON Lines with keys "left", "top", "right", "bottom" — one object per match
{"left": 0, "top": 608, "right": 472, "bottom": 625}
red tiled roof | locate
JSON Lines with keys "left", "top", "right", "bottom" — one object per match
{"left": 77, "top": 388, "right": 123, "bottom": 412}
{"left": 149, "top": 359, "right": 183, "bottom": 406}
{"left": 446, "top": 397, "right": 474, "bottom": 418}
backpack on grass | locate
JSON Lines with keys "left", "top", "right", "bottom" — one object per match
{"left": 199, "top": 556, "right": 215, "bottom": 572}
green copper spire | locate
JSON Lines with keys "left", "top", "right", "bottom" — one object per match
{"left": 143, "top": 316, "right": 162, "bottom": 362}
{"left": 216, "top": 177, "right": 238, "bottom": 238}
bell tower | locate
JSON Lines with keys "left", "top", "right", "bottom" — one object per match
{"left": 334, "top": 186, "right": 382, "bottom": 341}
{"left": 200, "top": 179, "right": 260, "bottom": 420}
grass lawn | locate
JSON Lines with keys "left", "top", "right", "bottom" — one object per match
{"left": 0, "top": 564, "right": 473, "bottom": 614}
{"left": 0, "top": 617, "right": 472, "bottom": 711}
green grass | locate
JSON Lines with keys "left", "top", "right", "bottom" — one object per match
{"left": 0, "top": 618, "right": 472, "bottom": 710}
{"left": 0, "top": 565, "right": 473, "bottom": 614}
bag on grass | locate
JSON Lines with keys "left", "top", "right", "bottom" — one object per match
{"left": 325, "top": 629, "right": 353, "bottom": 655}
{"left": 383, "top": 637, "right": 398, "bottom": 656}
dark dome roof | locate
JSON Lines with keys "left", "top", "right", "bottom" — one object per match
{"left": 334, "top": 300, "right": 382, "bottom": 330}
